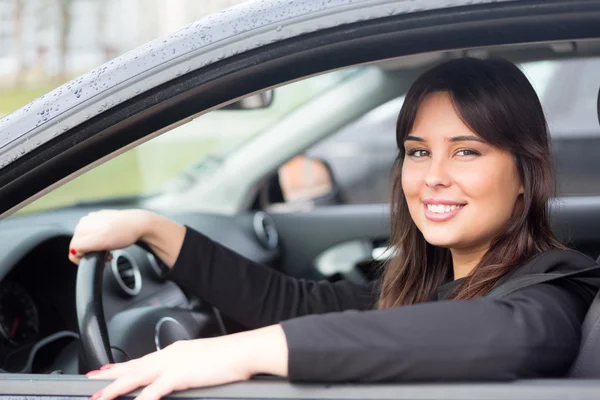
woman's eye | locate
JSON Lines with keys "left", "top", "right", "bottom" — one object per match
{"left": 407, "top": 149, "right": 430, "bottom": 158}
{"left": 455, "top": 149, "right": 481, "bottom": 157}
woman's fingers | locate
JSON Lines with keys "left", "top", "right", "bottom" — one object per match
{"left": 134, "top": 374, "right": 177, "bottom": 400}
{"left": 68, "top": 253, "right": 80, "bottom": 265}
{"left": 87, "top": 361, "right": 134, "bottom": 380}
{"left": 94, "top": 371, "right": 157, "bottom": 400}
{"left": 67, "top": 249, "right": 112, "bottom": 265}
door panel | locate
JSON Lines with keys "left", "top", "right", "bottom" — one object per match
{"left": 4, "top": 374, "right": 600, "bottom": 399}
{"left": 269, "top": 204, "right": 390, "bottom": 279}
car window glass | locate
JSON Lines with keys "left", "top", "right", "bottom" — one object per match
{"left": 17, "top": 68, "right": 357, "bottom": 215}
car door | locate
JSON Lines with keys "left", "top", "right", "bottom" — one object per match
{"left": 3, "top": 0, "right": 600, "bottom": 399}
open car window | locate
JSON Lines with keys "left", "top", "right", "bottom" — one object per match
{"left": 14, "top": 68, "right": 358, "bottom": 215}
{"left": 282, "top": 56, "right": 600, "bottom": 207}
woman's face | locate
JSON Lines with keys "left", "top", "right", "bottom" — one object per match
{"left": 401, "top": 92, "right": 523, "bottom": 252}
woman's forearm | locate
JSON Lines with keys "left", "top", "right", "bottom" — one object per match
{"left": 137, "top": 210, "right": 187, "bottom": 268}
{"left": 240, "top": 324, "right": 289, "bottom": 378}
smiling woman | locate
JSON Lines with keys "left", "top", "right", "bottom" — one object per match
{"left": 382, "top": 57, "right": 561, "bottom": 307}
{"left": 67, "top": 57, "right": 600, "bottom": 400}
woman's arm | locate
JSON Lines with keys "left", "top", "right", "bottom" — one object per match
{"left": 281, "top": 280, "right": 591, "bottom": 382}
{"left": 86, "top": 279, "right": 593, "bottom": 400}
{"left": 69, "top": 210, "right": 376, "bottom": 329}
{"left": 165, "top": 226, "right": 377, "bottom": 328}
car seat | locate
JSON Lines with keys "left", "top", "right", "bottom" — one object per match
{"left": 568, "top": 88, "right": 600, "bottom": 378}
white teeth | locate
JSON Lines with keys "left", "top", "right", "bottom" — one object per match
{"left": 426, "top": 204, "right": 464, "bottom": 213}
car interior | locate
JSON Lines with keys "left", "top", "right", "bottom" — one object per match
{"left": 0, "top": 0, "right": 600, "bottom": 394}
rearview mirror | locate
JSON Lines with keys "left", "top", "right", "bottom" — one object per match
{"left": 221, "top": 90, "right": 274, "bottom": 110}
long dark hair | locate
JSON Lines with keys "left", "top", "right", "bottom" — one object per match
{"left": 378, "top": 57, "right": 564, "bottom": 309}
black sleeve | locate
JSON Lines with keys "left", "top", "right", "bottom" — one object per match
{"left": 166, "top": 226, "right": 376, "bottom": 329}
{"left": 281, "top": 280, "right": 593, "bottom": 382}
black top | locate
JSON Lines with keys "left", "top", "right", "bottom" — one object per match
{"left": 167, "top": 226, "right": 600, "bottom": 382}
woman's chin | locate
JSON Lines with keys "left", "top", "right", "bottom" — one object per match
{"left": 421, "top": 233, "right": 459, "bottom": 248}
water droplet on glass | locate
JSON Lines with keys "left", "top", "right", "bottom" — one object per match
{"left": 276, "top": 25, "right": 283, "bottom": 31}
{"left": 135, "top": 88, "right": 141, "bottom": 94}
{"left": 20, "top": 148, "right": 25, "bottom": 155}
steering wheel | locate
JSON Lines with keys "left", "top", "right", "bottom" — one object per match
{"left": 76, "top": 251, "right": 113, "bottom": 369}
{"left": 76, "top": 249, "right": 222, "bottom": 372}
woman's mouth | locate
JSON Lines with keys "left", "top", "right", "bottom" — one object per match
{"left": 423, "top": 203, "right": 466, "bottom": 222}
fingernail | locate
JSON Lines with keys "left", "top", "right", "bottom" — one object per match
{"left": 100, "top": 363, "right": 114, "bottom": 370}
{"left": 90, "top": 390, "right": 102, "bottom": 400}
{"left": 70, "top": 248, "right": 77, "bottom": 255}
{"left": 86, "top": 370, "right": 100, "bottom": 377}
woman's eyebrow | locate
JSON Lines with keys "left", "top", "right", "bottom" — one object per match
{"left": 447, "top": 135, "right": 486, "bottom": 143}
{"left": 404, "top": 135, "right": 424, "bottom": 142}
{"left": 404, "top": 135, "right": 485, "bottom": 143}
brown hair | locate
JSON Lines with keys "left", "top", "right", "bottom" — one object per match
{"left": 378, "top": 57, "right": 564, "bottom": 309}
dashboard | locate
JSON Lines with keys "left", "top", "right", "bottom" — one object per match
{"left": 0, "top": 206, "right": 280, "bottom": 374}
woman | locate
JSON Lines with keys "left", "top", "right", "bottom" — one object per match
{"left": 70, "top": 58, "right": 600, "bottom": 400}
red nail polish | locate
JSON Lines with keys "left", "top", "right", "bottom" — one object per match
{"left": 100, "top": 364, "right": 114, "bottom": 370}
{"left": 70, "top": 248, "right": 77, "bottom": 255}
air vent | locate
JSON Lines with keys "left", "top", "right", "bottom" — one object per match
{"left": 110, "top": 250, "right": 142, "bottom": 296}
{"left": 253, "top": 212, "right": 279, "bottom": 249}
{"left": 147, "top": 252, "right": 167, "bottom": 280}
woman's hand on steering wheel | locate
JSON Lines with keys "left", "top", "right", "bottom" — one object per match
{"left": 86, "top": 325, "right": 289, "bottom": 400}
{"left": 69, "top": 209, "right": 154, "bottom": 264}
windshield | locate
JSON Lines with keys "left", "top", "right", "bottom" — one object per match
{"left": 17, "top": 69, "right": 356, "bottom": 215}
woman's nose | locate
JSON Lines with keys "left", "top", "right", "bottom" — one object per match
{"left": 423, "top": 157, "right": 451, "bottom": 188}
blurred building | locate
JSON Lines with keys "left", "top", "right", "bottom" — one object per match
{"left": 0, "top": 0, "right": 248, "bottom": 86}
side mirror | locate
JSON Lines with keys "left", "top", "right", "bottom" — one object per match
{"left": 221, "top": 90, "right": 274, "bottom": 110}
{"left": 276, "top": 155, "right": 340, "bottom": 206}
